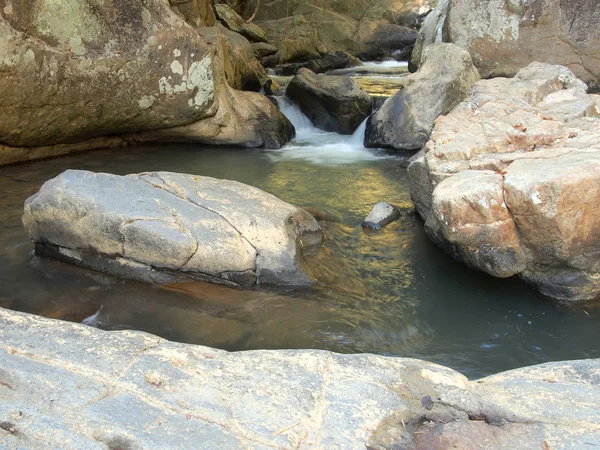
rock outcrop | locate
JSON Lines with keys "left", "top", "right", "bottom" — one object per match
{"left": 286, "top": 68, "right": 372, "bottom": 134}
{"left": 0, "top": 0, "right": 291, "bottom": 165}
{"left": 256, "top": 0, "right": 430, "bottom": 62}
{"left": 365, "top": 43, "right": 480, "bottom": 151}
{"left": 408, "top": 62, "right": 600, "bottom": 301}
{"left": 445, "top": 0, "right": 600, "bottom": 90}
{"left": 2, "top": 306, "right": 600, "bottom": 449}
{"left": 23, "top": 170, "right": 323, "bottom": 287}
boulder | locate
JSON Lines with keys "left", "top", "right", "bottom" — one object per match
{"left": 355, "top": 22, "right": 419, "bottom": 60}
{"left": 0, "top": 0, "right": 217, "bottom": 148}
{"left": 445, "top": 0, "right": 600, "bottom": 90}
{"left": 251, "top": 42, "right": 278, "bottom": 58}
{"left": 286, "top": 68, "right": 373, "bottom": 134}
{"left": 169, "top": 0, "right": 216, "bottom": 27}
{"left": 362, "top": 202, "right": 400, "bottom": 230}
{"left": 0, "top": 0, "right": 293, "bottom": 165}
{"left": 198, "top": 25, "right": 267, "bottom": 91}
{"left": 408, "top": 62, "right": 600, "bottom": 302}
{"left": 23, "top": 170, "right": 323, "bottom": 287}
{"left": 258, "top": 16, "right": 327, "bottom": 66}
{"left": 365, "top": 43, "right": 480, "bottom": 150}
{"left": 2, "top": 307, "right": 600, "bottom": 449}
{"left": 214, "top": 3, "right": 268, "bottom": 43}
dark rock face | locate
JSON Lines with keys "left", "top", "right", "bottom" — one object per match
{"left": 365, "top": 43, "right": 480, "bottom": 150}
{"left": 286, "top": 68, "right": 372, "bottom": 134}
{"left": 359, "top": 23, "right": 419, "bottom": 60}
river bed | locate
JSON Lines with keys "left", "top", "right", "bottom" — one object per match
{"left": 1, "top": 99, "right": 599, "bottom": 379}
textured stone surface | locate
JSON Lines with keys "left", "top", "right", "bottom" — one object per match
{"left": 23, "top": 170, "right": 323, "bottom": 287}
{"left": 362, "top": 202, "right": 400, "bottom": 230}
{"left": 0, "top": 0, "right": 216, "bottom": 148}
{"left": 365, "top": 43, "right": 480, "bottom": 150}
{"left": 408, "top": 62, "right": 600, "bottom": 301}
{"left": 0, "top": 0, "right": 293, "bottom": 164}
{"left": 1, "top": 307, "right": 599, "bottom": 449}
{"left": 287, "top": 68, "right": 372, "bottom": 134}
{"left": 445, "top": 0, "right": 600, "bottom": 90}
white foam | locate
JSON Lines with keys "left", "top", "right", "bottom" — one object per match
{"left": 271, "top": 97, "right": 391, "bottom": 165}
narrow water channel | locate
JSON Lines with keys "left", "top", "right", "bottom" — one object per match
{"left": 1, "top": 98, "right": 599, "bottom": 379}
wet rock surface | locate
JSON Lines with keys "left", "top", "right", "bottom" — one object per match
{"left": 1, "top": 307, "right": 599, "bottom": 450}
{"left": 286, "top": 68, "right": 372, "bottom": 134}
{"left": 23, "top": 170, "right": 323, "bottom": 287}
{"left": 408, "top": 62, "right": 600, "bottom": 301}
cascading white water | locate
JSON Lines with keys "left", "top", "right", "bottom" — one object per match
{"left": 271, "top": 97, "right": 389, "bottom": 164}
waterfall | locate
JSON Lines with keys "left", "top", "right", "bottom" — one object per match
{"left": 270, "top": 97, "right": 389, "bottom": 164}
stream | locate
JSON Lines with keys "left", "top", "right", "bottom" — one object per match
{"left": 1, "top": 77, "right": 600, "bottom": 379}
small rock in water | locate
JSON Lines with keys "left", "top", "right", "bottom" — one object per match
{"left": 362, "top": 202, "right": 400, "bottom": 230}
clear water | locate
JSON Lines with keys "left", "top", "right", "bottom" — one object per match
{"left": 1, "top": 105, "right": 599, "bottom": 379}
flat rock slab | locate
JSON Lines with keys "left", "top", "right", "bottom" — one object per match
{"left": 1, "top": 307, "right": 599, "bottom": 449}
{"left": 23, "top": 170, "right": 323, "bottom": 287}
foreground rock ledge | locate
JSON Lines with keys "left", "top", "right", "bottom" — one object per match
{"left": 0, "top": 308, "right": 599, "bottom": 449}
{"left": 22, "top": 170, "right": 323, "bottom": 287}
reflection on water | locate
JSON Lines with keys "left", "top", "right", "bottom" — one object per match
{"left": 1, "top": 145, "right": 600, "bottom": 378}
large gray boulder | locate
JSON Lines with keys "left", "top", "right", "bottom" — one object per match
{"left": 1, "top": 306, "right": 600, "bottom": 449}
{"left": 22, "top": 170, "right": 323, "bottom": 287}
{"left": 408, "top": 62, "right": 600, "bottom": 302}
{"left": 286, "top": 68, "right": 373, "bottom": 134}
{"left": 445, "top": 0, "right": 600, "bottom": 90}
{"left": 365, "top": 43, "right": 480, "bottom": 150}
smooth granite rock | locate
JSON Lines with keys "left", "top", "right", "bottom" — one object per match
{"left": 408, "top": 62, "right": 600, "bottom": 302}
{"left": 22, "top": 170, "right": 323, "bottom": 287}
{"left": 0, "top": 307, "right": 599, "bottom": 449}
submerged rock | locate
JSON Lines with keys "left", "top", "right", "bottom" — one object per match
{"left": 362, "top": 202, "right": 400, "bottom": 230}
{"left": 2, "top": 307, "right": 600, "bottom": 449}
{"left": 23, "top": 170, "right": 323, "bottom": 287}
{"left": 365, "top": 43, "right": 480, "bottom": 150}
{"left": 286, "top": 68, "right": 372, "bottom": 134}
{"left": 408, "top": 62, "right": 600, "bottom": 302}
